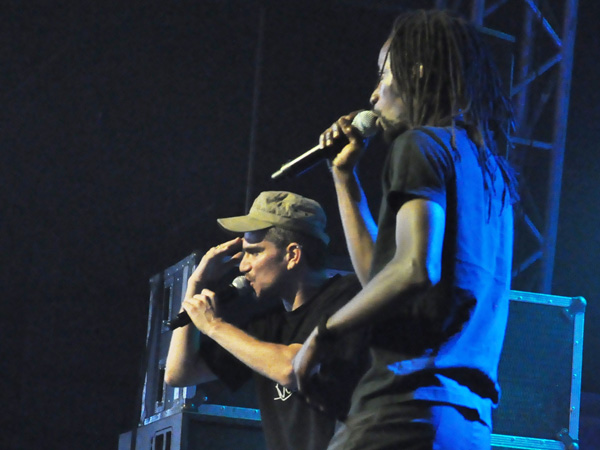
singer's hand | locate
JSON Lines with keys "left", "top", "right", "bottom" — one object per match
{"left": 187, "top": 237, "right": 244, "bottom": 295}
{"left": 182, "top": 289, "right": 221, "bottom": 335}
{"left": 320, "top": 111, "right": 366, "bottom": 174}
{"left": 292, "top": 326, "right": 329, "bottom": 398}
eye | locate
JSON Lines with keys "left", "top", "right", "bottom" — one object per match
{"left": 374, "top": 69, "right": 384, "bottom": 87}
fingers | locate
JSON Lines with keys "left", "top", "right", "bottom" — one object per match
{"left": 195, "top": 237, "right": 242, "bottom": 275}
{"left": 202, "top": 289, "right": 217, "bottom": 309}
{"left": 185, "top": 290, "right": 218, "bottom": 318}
{"left": 338, "top": 116, "right": 363, "bottom": 143}
{"left": 185, "top": 290, "right": 214, "bottom": 311}
{"left": 319, "top": 128, "right": 331, "bottom": 148}
{"left": 181, "top": 291, "right": 218, "bottom": 334}
{"left": 209, "top": 237, "right": 243, "bottom": 255}
{"left": 292, "top": 356, "right": 305, "bottom": 394}
{"left": 188, "top": 237, "right": 245, "bottom": 295}
{"left": 217, "top": 240, "right": 242, "bottom": 265}
{"left": 292, "top": 329, "right": 319, "bottom": 394}
{"left": 319, "top": 112, "right": 366, "bottom": 149}
{"left": 319, "top": 120, "right": 346, "bottom": 148}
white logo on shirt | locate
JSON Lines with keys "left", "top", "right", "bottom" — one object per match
{"left": 274, "top": 383, "right": 293, "bottom": 401}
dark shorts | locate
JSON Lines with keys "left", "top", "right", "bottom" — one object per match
{"left": 328, "top": 401, "right": 491, "bottom": 450}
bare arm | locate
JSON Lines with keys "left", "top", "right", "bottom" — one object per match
{"left": 331, "top": 167, "right": 378, "bottom": 285}
{"left": 174, "top": 289, "right": 302, "bottom": 388}
{"left": 323, "top": 114, "right": 378, "bottom": 285}
{"left": 165, "top": 237, "right": 302, "bottom": 389}
{"left": 164, "top": 317, "right": 217, "bottom": 387}
{"left": 293, "top": 199, "right": 445, "bottom": 390}
{"left": 199, "top": 302, "right": 302, "bottom": 388}
{"left": 325, "top": 199, "right": 444, "bottom": 333}
{"left": 165, "top": 238, "right": 242, "bottom": 387}
{"left": 165, "top": 292, "right": 302, "bottom": 388}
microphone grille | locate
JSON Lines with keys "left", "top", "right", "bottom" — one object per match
{"left": 351, "top": 110, "right": 379, "bottom": 138}
{"left": 231, "top": 275, "right": 252, "bottom": 293}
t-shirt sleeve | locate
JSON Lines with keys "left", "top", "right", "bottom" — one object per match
{"left": 197, "top": 310, "right": 279, "bottom": 391}
{"left": 305, "top": 275, "right": 370, "bottom": 419}
{"left": 385, "top": 128, "right": 452, "bottom": 212}
{"left": 199, "top": 337, "right": 253, "bottom": 391}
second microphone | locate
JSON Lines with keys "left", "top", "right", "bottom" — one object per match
{"left": 271, "top": 110, "right": 379, "bottom": 180}
{"left": 164, "top": 276, "right": 252, "bottom": 330}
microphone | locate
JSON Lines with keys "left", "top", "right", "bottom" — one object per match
{"left": 271, "top": 110, "right": 379, "bottom": 180}
{"left": 164, "top": 276, "right": 252, "bottom": 330}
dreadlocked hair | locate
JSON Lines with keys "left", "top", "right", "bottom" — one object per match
{"left": 387, "top": 9, "right": 519, "bottom": 208}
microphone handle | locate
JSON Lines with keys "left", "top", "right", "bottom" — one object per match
{"left": 271, "top": 110, "right": 378, "bottom": 180}
{"left": 270, "top": 138, "right": 348, "bottom": 180}
{"left": 163, "top": 284, "right": 239, "bottom": 330}
{"left": 163, "top": 311, "right": 192, "bottom": 330}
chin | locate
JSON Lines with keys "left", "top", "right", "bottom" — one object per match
{"left": 252, "top": 285, "right": 271, "bottom": 300}
{"left": 382, "top": 126, "right": 408, "bottom": 143}
{"left": 379, "top": 118, "right": 410, "bottom": 143}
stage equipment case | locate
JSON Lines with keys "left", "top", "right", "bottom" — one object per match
{"left": 491, "top": 290, "right": 585, "bottom": 450}
{"left": 119, "top": 253, "right": 266, "bottom": 450}
{"left": 120, "top": 254, "right": 585, "bottom": 450}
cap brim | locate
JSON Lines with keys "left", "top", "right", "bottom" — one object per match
{"left": 217, "top": 215, "right": 274, "bottom": 234}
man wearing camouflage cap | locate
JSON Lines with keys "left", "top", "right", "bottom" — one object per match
{"left": 165, "top": 191, "right": 367, "bottom": 450}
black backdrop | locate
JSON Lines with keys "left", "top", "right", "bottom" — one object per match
{"left": 1, "top": 1, "right": 599, "bottom": 448}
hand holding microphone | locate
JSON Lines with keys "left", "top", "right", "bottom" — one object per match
{"left": 164, "top": 275, "right": 252, "bottom": 330}
{"left": 271, "top": 110, "right": 379, "bottom": 180}
{"left": 165, "top": 238, "right": 249, "bottom": 331}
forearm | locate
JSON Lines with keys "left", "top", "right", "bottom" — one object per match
{"left": 206, "top": 319, "right": 301, "bottom": 388}
{"left": 325, "top": 256, "right": 432, "bottom": 336}
{"left": 293, "top": 200, "right": 444, "bottom": 393}
{"left": 165, "top": 325, "right": 216, "bottom": 387}
{"left": 292, "top": 257, "right": 431, "bottom": 395}
{"left": 332, "top": 167, "right": 377, "bottom": 285}
{"left": 325, "top": 199, "right": 444, "bottom": 336}
{"left": 165, "top": 238, "right": 244, "bottom": 387}
{"left": 164, "top": 277, "right": 210, "bottom": 385}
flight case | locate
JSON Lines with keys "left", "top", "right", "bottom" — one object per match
{"left": 120, "top": 253, "right": 586, "bottom": 450}
{"left": 119, "top": 252, "right": 266, "bottom": 449}
{"left": 491, "top": 290, "right": 585, "bottom": 449}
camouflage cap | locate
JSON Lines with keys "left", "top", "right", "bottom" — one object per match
{"left": 217, "top": 191, "right": 329, "bottom": 245}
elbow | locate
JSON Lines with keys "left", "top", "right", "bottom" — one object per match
{"left": 424, "top": 262, "right": 442, "bottom": 287}
{"left": 277, "top": 362, "right": 298, "bottom": 391}
{"left": 164, "top": 368, "right": 184, "bottom": 387}
{"left": 281, "top": 369, "right": 297, "bottom": 391}
{"left": 164, "top": 364, "right": 195, "bottom": 387}
{"left": 410, "top": 259, "right": 441, "bottom": 291}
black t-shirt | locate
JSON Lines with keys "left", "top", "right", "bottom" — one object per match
{"left": 200, "top": 274, "right": 368, "bottom": 450}
{"left": 355, "top": 126, "right": 513, "bottom": 427}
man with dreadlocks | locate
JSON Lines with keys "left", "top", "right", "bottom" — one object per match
{"left": 293, "top": 9, "right": 518, "bottom": 449}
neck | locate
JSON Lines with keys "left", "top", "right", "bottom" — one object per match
{"left": 281, "top": 270, "right": 328, "bottom": 312}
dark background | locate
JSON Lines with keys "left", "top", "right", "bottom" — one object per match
{"left": 1, "top": 1, "right": 598, "bottom": 449}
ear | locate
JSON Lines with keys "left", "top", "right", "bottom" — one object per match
{"left": 285, "top": 242, "right": 302, "bottom": 270}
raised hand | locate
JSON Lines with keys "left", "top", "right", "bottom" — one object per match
{"left": 319, "top": 112, "right": 368, "bottom": 174}
{"left": 186, "top": 237, "right": 244, "bottom": 297}
{"left": 181, "top": 288, "right": 220, "bottom": 335}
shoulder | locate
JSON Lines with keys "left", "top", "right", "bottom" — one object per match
{"left": 390, "top": 127, "right": 454, "bottom": 159}
{"left": 317, "top": 274, "right": 361, "bottom": 309}
{"left": 386, "top": 127, "right": 455, "bottom": 180}
{"left": 246, "top": 303, "right": 285, "bottom": 336}
{"left": 325, "top": 273, "right": 361, "bottom": 293}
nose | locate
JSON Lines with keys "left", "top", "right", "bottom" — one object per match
{"left": 370, "top": 85, "right": 379, "bottom": 107}
{"left": 239, "top": 253, "right": 250, "bottom": 274}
